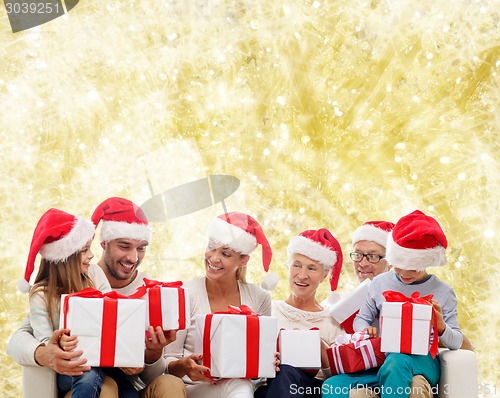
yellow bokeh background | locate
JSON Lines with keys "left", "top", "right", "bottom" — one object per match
{"left": 1, "top": 1, "right": 499, "bottom": 396}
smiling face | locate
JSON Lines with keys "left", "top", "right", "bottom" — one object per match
{"left": 288, "top": 253, "right": 328, "bottom": 301}
{"left": 393, "top": 267, "right": 429, "bottom": 284}
{"left": 100, "top": 238, "right": 148, "bottom": 288}
{"left": 79, "top": 240, "right": 94, "bottom": 274}
{"left": 352, "top": 240, "right": 389, "bottom": 282}
{"left": 204, "top": 239, "right": 249, "bottom": 283}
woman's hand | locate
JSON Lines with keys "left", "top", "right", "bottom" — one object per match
{"left": 168, "top": 354, "right": 216, "bottom": 384}
{"left": 274, "top": 351, "right": 281, "bottom": 372}
{"left": 320, "top": 339, "right": 330, "bottom": 369}
{"left": 59, "top": 330, "right": 78, "bottom": 352}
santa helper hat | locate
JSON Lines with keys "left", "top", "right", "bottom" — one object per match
{"left": 18, "top": 208, "right": 96, "bottom": 293}
{"left": 386, "top": 210, "right": 448, "bottom": 272}
{"left": 91, "top": 197, "right": 152, "bottom": 243}
{"left": 207, "top": 212, "right": 277, "bottom": 290}
{"left": 352, "top": 220, "right": 395, "bottom": 248}
{"left": 287, "top": 228, "right": 343, "bottom": 304}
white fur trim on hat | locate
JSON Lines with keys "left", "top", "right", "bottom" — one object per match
{"left": 287, "top": 235, "right": 338, "bottom": 271}
{"left": 207, "top": 217, "right": 257, "bottom": 254}
{"left": 386, "top": 234, "right": 447, "bottom": 271}
{"left": 39, "top": 217, "right": 95, "bottom": 262}
{"left": 352, "top": 224, "right": 390, "bottom": 248}
{"left": 100, "top": 220, "right": 152, "bottom": 243}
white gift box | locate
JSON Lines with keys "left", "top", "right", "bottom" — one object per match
{"left": 142, "top": 286, "right": 190, "bottom": 331}
{"left": 60, "top": 294, "right": 146, "bottom": 367}
{"left": 278, "top": 329, "right": 321, "bottom": 369}
{"left": 329, "top": 279, "right": 371, "bottom": 332}
{"left": 195, "top": 312, "right": 278, "bottom": 378}
{"left": 380, "top": 301, "right": 433, "bottom": 356}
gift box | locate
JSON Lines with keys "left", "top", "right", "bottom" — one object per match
{"left": 278, "top": 329, "right": 321, "bottom": 369}
{"left": 379, "top": 291, "right": 438, "bottom": 357}
{"left": 132, "top": 278, "right": 190, "bottom": 331}
{"left": 194, "top": 305, "right": 278, "bottom": 378}
{"left": 329, "top": 279, "right": 371, "bottom": 333}
{"left": 326, "top": 332, "right": 385, "bottom": 376}
{"left": 60, "top": 288, "right": 146, "bottom": 367}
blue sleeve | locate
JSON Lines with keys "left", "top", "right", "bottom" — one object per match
{"left": 437, "top": 287, "right": 463, "bottom": 349}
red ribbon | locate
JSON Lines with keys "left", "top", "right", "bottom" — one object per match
{"left": 382, "top": 290, "right": 439, "bottom": 358}
{"left": 202, "top": 305, "right": 261, "bottom": 378}
{"left": 129, "top": 278, "right": 184, "bottom": 298}
{"left": 130, "top": 278, "right": 186, "bottom": 330}
{"left": 62, "top": 287, "right": 133, "bottom": 367}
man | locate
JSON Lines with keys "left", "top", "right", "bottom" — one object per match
{"left": 7, "top": 197, "right": 186, "bottom": 398}
{"left": 348, "top": 220, "right": 473, "bottom": 398}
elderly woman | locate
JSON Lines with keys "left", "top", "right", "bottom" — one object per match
{"left": 255, "top": 228, "right": 345, "bottom": 398}
{"left": 163, "top": 212, "right": 273, "bottom": 398}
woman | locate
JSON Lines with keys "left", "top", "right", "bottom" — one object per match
{"left": 255, "top": 228, "right": 344, "bottom": 398}
{"left": 164, "top": 212, "right": 273, "bottom": 398}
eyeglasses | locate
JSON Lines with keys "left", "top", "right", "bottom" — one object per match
{"left": 350, "top": 252, "right": 386, "bottom": 264}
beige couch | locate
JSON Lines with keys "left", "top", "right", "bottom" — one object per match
{"left": 22, "top": 349, "right": 477, "bottom": 398}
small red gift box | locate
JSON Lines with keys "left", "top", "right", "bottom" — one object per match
{"left": 327, "top": 332, "right": 385, "bottom": 375}
{"left": 194, "top": 305, "right": 278, "bottom": 378}
{"left": 60, "top": 288, "right": 146, "bottom": 367}
{"left": 380, "top": 291, "right": 438, "bottom": 357}
{"left": 132, "top": 278, "right": 189, "bottom": 331}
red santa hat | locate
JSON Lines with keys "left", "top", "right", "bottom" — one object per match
{"left": 287, "top": 228, "right": 343, "bottom": 294}
{"left": 208, "top": 212, "right": 272, "bottom": 269}
{"left": 18, "top": 208, "right": 95, "bottom": 293}
{"left": 386, "top": 210, "right": 448, "bottom": 271}
{"left": 91, "top": 197, "right": 152, "bottom": 243}
{"left": 352, "top": 220, "right": 395, "bottom": 248}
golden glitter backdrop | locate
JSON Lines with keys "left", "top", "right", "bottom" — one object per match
{"left": 1, "top": 1, "right": 499, "bottom": 396}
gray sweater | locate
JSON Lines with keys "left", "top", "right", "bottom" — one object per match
{"left": 353, "top": 270, "right": 463, "bottom": 350}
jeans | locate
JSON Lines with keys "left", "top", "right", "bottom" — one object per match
{"left": 58, "top": 367, "right": 140, "bottom": 398}
{"left": 254, "top": 364, "right": 323, "bottom": 398}
{"left": 322, "top": 353, "right": 440, "bottom": 398}
{"left": 58, "top": 367, "right": 105, "bottom": 398}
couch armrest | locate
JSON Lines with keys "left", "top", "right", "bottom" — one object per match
{"left": 23, "top": 366, "right": 57, "bottom": 398}
{"left": 438, "top": 349, "right": 478, "bottom": 398}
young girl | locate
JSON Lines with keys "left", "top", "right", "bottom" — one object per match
{"left": 20, "top": 208, "right": 138, "bottom": 398}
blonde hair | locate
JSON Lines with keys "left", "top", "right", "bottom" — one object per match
{"left": 236, "top": 258, "right": 247, "bottom": 283}
{"left": 30, "top": 251, "right": 94, "bottom": 329}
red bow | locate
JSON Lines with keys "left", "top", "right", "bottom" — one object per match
{"left": 130, "top": 278, "right": 184, "bottom": 298}
{"left": 223, "top": 304, "right": 260, "bottom": 316}
{"left": 382, "top": 290, "right": 434, "bottom": 305}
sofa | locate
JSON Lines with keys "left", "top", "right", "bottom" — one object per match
{"left": 22, "top": 348, "right": 478, "bottom": 398}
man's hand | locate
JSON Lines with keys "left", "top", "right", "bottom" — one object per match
{"left": 144, "top": 327, "right": 177, "bottom": 364}
{"left": 35, "top": 329, "right": 90, "bottom": 376}
{"left": 120, "top": 367, "right": 144, "bottom": 376}
{"left": 167, "top": 354, "right": 215, "bottom": 384}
